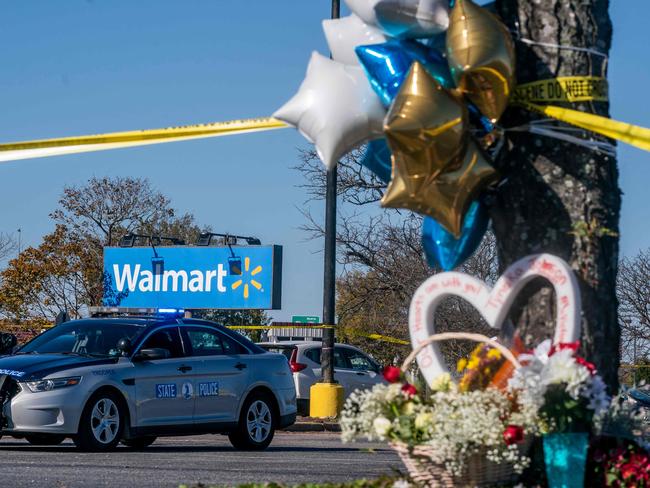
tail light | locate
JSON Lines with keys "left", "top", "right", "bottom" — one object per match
{"left": 289, "top": 348, "right": 307, "bottom": 373}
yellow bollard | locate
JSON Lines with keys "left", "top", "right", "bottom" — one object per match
{"left": 309, "top": 382, "right": 345, "bottom": 418}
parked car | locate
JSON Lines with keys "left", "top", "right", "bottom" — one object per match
{"left": 0, "top": 317, "right": 296, "bottom": 451}
{"left": 258, "top": 341, "right": 386, "bottom": 415}
{"left": 627, "top": 388, "right": 650, "bottom": 423}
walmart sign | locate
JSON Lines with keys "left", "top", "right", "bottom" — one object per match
{"left": 103, "top": 246, "right": 282, "bottom": 309}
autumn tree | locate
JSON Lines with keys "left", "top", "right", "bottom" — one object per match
{"left": 0, "top": 226, "right": 96, "bottom": 321}
{"left": 51, "top": 176, "right": 203, "bottom": 247}
{"left": 0, "top": 177, "right": 206, "bottom": 321}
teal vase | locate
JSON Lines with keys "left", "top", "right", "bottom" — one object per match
{"left": 543, "top": 433, "right": 589, "bottom": 488}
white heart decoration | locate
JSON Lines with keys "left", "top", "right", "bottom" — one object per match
{"left": 409, "top": 253, "right": 581, "bottom": 385}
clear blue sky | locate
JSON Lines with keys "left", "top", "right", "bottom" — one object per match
{"left": 0, "top": 1, "right": 649, "bottom": 322}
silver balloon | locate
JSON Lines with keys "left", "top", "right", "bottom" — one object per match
{"left": 375, "top": 0, "right": 449, "bottom": 38}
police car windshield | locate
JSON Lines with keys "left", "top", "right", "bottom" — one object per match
{"left": 19, "top": 321, "right": 145, "bottom": 357}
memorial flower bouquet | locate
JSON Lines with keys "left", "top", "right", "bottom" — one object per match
{"left": 508, "top": 339, "right": 610, "bottom": 433}
{"left": 341, "top": 349, "right": 538, "bottom": 482}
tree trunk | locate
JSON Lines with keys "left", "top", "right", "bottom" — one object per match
{"left": 492, "top": 0, "right": 621, "bottom": 389}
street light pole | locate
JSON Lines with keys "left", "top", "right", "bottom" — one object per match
{"left": 321, "top": 0, "right": 340, "bottom": 386}
{"left": 309, "top": 0, "right": 345, "bottom": 418}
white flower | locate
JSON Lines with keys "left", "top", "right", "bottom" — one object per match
{"left": 373, "top": 416, "right": 392, "bottom": 438}
{"left": 542, "top": 349, "right": 590, "bottom": 399}
{"left": 415, "top": 412, "right": 433, "bottom": 430}
{"left": 385, "top": 383, "right": 403, "bottom": 401}
{"left": 508, "top": 338, "right": 612, "bottom": 430}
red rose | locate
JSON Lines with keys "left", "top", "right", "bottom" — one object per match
{"left": 383, "top": 365, "right": 402, "bottom": 383}
{"left": 503, "top": 425, "right": 524, "bottom": 445}
{"left": 401, "top": 383, "right": 418, "bottom": 396}
{"left": 575, "top": 356, "right": 597, "bottom": 375}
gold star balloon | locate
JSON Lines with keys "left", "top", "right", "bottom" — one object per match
{"left": 383, "top": 61, "right": 469, "bottom": 197}
{"left": 382, "top": 138, "right": 497, "bottom": 237}
{"left": 446, "top": 0, "right": 515, "bottom": 122}
{"left": 380, "top": 59, "right": 500, "bottom": 237}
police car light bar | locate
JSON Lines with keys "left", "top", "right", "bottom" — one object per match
{"left": 157, "top": 308, "right": 185, "bottom": 315}
{"left": 89, "top": 306, "right": 186, "bottom": 318}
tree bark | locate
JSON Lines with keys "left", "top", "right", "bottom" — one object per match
{"left": 492, "top": 0, "right": 621, "bottom": 389}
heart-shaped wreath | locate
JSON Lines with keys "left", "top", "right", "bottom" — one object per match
{"left": 408, "top": 253, "right": 581, "bottom": 385}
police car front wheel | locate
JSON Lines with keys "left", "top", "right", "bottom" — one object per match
{"left": 73, "top": 391, "right": 124, "bottom": 451}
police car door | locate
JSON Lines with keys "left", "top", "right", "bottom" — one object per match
{"left": 133, "top": 326, "right": 195, "bottom": 427}
{"left": 181, "top": 326, "right": 249, "bottom": 424}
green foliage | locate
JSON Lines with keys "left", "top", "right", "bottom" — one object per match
{"left": 192, "top": 309, "right": 270, "bottom": 342}
{"left": 539, "top": 384, "right": 594, "bottom": 433}
{"left": 569, "top": 218, "right": 618, "bottom": 240}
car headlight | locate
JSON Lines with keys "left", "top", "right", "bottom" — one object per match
{"left": 24, "top": 376, "right": 82, "bottom": 393}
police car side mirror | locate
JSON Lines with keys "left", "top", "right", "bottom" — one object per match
{"left": 133, "top": 348, "right": 170, "bottom": 362}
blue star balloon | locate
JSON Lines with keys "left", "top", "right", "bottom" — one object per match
{"left": 422, "top": 199, "right": 489, "bottom": 271}
{"left": 361, "top": 139, "right": 392, "bottom": 184}
{"left": 355, "top": 39, "right": 454, "bottom": 107}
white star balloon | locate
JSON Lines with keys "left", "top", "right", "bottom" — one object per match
{"left": 274, "top": 52, "right": 386, "bottom": 170}
{"left": 323, "top": 14, "right": 388, "bottom": 66}
{"left": 343, "top": 0, "right": 382, "bottom": 26}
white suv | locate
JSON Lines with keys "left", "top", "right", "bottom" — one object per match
{"left": 258, "top": 341, "right": 386, "bottom": 415}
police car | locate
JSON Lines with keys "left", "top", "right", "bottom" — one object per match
{"left": 0, "top": 316, "right": 297, "bottom": 451}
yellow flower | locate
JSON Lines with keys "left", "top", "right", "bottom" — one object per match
{"left": 467, "top": 357, "right": 480, "bottom": 370}
{"left": 456, "top": 358, "right": 468, "bottom": 372}
{"left": 487, "top": 348, "right": 502, "bottom": 360}
{"left": 430, "top": 372, "right": 452, "bottom": 392}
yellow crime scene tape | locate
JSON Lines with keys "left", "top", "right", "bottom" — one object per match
{"left": 519, "top": 101, "right": 650, "bottom": 153}
{"left": 0, "top": 77, "right": 648, "bottom": 161}
{"left": 0, "top": 117, "right": 288, "bottom": 163}
{"left": 226, "top": 325, "right": 410, "bottom": 346}
{"left": 512, "top": 76, "right": 609, "bottom": 104}
{"left": 512, "top": 76, "right": 650, "bottom": 153}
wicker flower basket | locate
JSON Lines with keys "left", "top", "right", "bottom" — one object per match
{"left": 392, "top": 332, "right": 528, "bottom": 487}
{"left": 391, "top": 441, "right": 529, "bottom": 487}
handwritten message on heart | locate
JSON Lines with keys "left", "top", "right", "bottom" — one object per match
{"left": 408, "top": 253, "right": 581, "bottom": 385}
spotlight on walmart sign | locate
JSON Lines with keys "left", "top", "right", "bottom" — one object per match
{"left": 103, "top": 246, "right": 282, "bottom": 309}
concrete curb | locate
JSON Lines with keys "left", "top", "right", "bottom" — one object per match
{"left": 281, "top": 417, "right": 341, "bottom": 432}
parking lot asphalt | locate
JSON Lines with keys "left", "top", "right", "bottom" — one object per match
{"left": 0, "top": 432, "right": 401, "bottom": 487}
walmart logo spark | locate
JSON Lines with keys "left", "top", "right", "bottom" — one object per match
{"left": 231, "top": 257, "right": 263, "bottom": 299}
